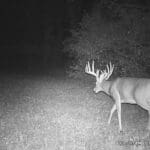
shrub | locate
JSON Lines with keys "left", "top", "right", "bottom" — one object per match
{"left": 63, "top": 3, "right": 150, "bottom": 79}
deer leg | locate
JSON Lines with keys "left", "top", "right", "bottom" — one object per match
{"left": 108, "top": 92, "right": 122, "bottom": 132}
{"left": 108, "top": 104, "right": 116, "bottom": 124}
{"left": 112, "top": 92, "right": 122, "bottom": 132}
{"left": 116, "top": 100, "right": 122, "bottom": 132}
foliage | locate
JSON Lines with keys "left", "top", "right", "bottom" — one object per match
{"left": 63, "top": 2, "right": 150, "bottom": 78}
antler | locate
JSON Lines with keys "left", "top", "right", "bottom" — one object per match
{"left": 85, "top": 61, "right": 99, "bottom": 79}
{"left": 85, "top": 61, "right": 114, "bottom": 81}
{"left": 104, "top": 62, "right": 114, "bottom": 80}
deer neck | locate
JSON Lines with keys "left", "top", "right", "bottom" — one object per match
{"left": 101, "top": 80, "right": 112, "bottom": 95}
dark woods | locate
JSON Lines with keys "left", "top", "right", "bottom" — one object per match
{"left": 63, "top": 0, "right": 150, "bottom": 78}
{"left": 0, "top": 0, "right": 150, "bottom": 76}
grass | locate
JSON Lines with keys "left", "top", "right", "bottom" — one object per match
{"left": 0, "top": 73, "right": 149, "bottom": 150}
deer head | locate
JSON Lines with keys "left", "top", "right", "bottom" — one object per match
{"left": 85, "top": 61, "right": 114, "bottom": 93}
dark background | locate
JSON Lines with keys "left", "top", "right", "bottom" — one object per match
{"left": 0, "top": 0, "right": 150, "bottom": 74}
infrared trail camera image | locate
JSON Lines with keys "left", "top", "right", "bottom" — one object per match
{"left": 0, "top": 0, "right": 150, "bottom": 150}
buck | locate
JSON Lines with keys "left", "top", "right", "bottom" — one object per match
{"left": 85, "top": 61, "right": 150, "bottom": 132}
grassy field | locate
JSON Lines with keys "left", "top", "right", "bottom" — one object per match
{"left": 0, "top": 72, "right": 150, "bottom": 150}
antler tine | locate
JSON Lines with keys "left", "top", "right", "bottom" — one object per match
{"left": 86, "top": 61, "right": 91, "bottom": 72}
{"left": 87, "top": 61, "right": 90, "bottom": 72}
{"left": 106, "top": 64, "right": 110, "bottom": 74}
{"left": 85, "top": 61, "right": 97, "bottom": 77}
{"left": 104, "top": 62, "right": 114, "bottom": 80}
{"left": 109, "top": 62, "right": 114, "bottom": 75}
{"left": 85, "top": 61, "right": 90, "bottom": 72}
{"left": 92, "top": 60, "right": 95, "bottom": 73}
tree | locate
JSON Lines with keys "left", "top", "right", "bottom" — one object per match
{"left": 63, "top": 2, "right": 150, "bottom": 78}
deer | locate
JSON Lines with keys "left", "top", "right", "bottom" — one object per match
{"left": 85, "top": 60, "right": 150, "bottom": 132}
